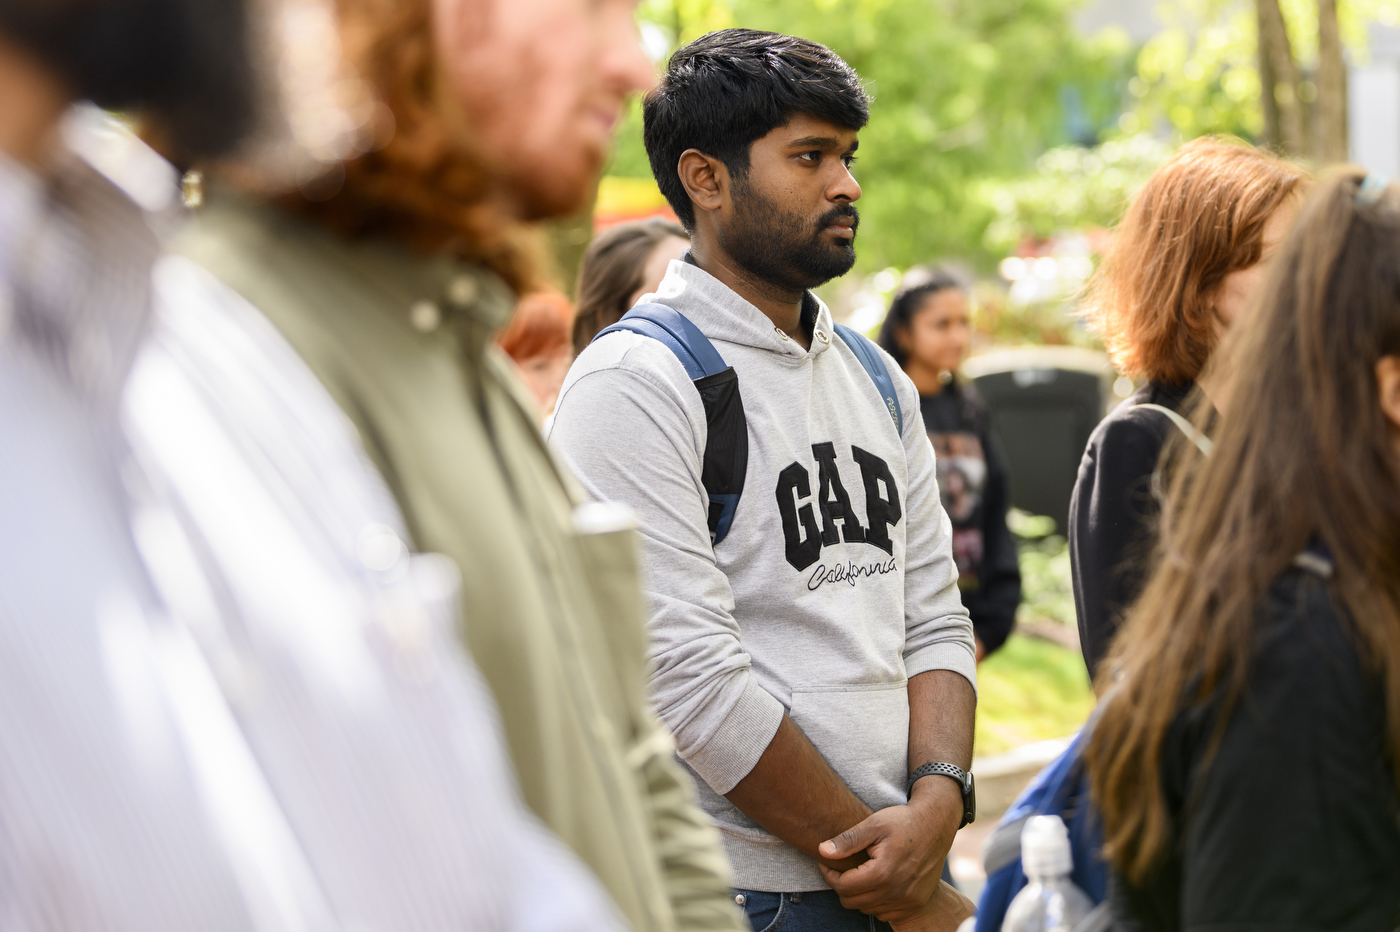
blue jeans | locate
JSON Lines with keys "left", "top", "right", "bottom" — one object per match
{"left": 732, "top": 890, "right": 895, "bottom": 932}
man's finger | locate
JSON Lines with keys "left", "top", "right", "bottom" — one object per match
{"left": 819, "top": 811, "right": 888, "bottom": 860}
{"left": 825, "top": 854, "right": 895, "bottom": 900}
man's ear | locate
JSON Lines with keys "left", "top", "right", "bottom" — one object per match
{"left": 1378, "top": 355, "right": 1400, "bottom": 430}
{"left": 677, "top": 149, "right": 727, "bottom": 216}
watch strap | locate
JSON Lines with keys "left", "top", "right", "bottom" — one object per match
{"left": 908, "top": 761, "right": 976, "bottom": 828}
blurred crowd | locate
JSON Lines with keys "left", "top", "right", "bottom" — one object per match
{"left": 2, "top": 1, "right": 1399, "bottom": 932}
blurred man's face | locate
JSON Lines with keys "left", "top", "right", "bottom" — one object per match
{"left": 434, "top": 0, "right": 653, "bottom": 220}
{"left": 0, "top": 0, "right": 255, "bottom": 159}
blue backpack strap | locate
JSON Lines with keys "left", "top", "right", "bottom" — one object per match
{"left": 596, "top": 303, "right": 728, "bottom": 380}
{"left": 592, "top": 304, "right": 748, "bottom": 546}
{"left": 833, "top": 323, "right": 903, "bottom": 436}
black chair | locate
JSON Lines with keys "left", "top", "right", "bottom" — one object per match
{"left": 963, "top": 347, "right": 1115, "bottom": 534}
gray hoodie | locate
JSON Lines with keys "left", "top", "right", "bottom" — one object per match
{"left": 548, "top": 259, "right": 975, "bottom": 891}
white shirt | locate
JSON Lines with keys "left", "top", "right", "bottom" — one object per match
{"left": 0, "top": 106, "right": 623, "bottom": 932}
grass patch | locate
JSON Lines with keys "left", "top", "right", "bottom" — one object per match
{"left": 974, "top": 634, "right": 1095, "bottom": 758}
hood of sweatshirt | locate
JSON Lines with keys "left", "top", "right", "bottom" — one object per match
{"left": 638, "top": 256, "right": 838, "bottom": 366}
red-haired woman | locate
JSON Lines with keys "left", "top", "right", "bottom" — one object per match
{"left": 1087, "top": 169, "right": 1400, "bottom": 930}
{"left": 1070, "top": 138, "right": 1306, "bottom": 676}
{"left": 498, "top": 290, "right": 574, "bottom": 418}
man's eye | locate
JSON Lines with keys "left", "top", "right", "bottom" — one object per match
{"left": 842, "top": 155, "right": 858, "bottom": 168}
{"left": 799, "top": 151, "right": 821, "bottom": 163}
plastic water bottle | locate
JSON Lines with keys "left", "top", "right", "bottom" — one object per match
{"left": 1000, "top": 815, "right": 1094, "bottom": 932}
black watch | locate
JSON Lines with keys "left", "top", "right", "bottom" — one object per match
{"left": 907, "top": 761, "right": 976, "bottom": 828}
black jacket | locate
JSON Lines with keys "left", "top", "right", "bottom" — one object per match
{"left": 1110, "top": 557, "right": 1400, "bottom": 931}
{"left": 1069, "top": 381, "right": 1196, "bottom": 676}
{"left": 919, "top": 381, "right": 1021, "bottom": 654}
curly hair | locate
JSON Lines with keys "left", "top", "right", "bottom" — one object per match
{"left": 1081, "top": 138, "right": 1306, "bottom": 384}
{"left": 275, "top": 0, "right": 542, "bottom": 292}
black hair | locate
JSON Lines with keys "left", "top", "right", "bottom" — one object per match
{"left": 0, "top": 0, "right": 254, "bottom": 160}
{"left": 642, "top": 28, "right": 869, "bottom": 230}
{"left": 877, "top": 268, "right": 967, "bottom": 369}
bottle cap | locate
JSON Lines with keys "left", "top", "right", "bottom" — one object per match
{"left": 1021, "top": 814, "right": 1073, "bottom": 878}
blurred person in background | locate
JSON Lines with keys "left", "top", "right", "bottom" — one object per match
{"left": 499, "top": 289, "right": 574, "bottom": 417}
{"left": 176, "top": 1, "right": 746, "bottom": 930}
{"left": 878, "top": 270, "right": 1021, "bottom": 662}
{"left": 1070, "top": 139, "right": 1305, "bottom": 678}
{"left": 1086, "top": 169, "right": 1400, "bottom": 931}
{"left": 0, "top": 0, "right": 623, "bottom": 929}
{"left": 572, "top": 217, "right": 689, "bottom": 352}
{"left": 551, "top": 29, "right": 975, "bottom": 932}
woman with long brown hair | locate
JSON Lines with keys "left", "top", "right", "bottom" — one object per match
{"left": 1086, "top": 170, "right": 1400, "bottom": 929}
{"left": 572, "top": 218, "right": 689, "bottom": 353}
{"left": 1070, "top": 138, "right": 1306, "bottom": 676}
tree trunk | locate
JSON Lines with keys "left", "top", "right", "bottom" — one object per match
{"left": 1315, "top": 0, "right": 1348, "bottom": 163}
{"left": 1257, "top": 0, "right": 1304, "bottom": 156}
{"left": 1257, "top": 0, "right": 1281, "bottom": 150}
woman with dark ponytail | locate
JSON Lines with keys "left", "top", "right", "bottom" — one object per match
{"left": 1086, "top": 170, "right": 1400, "bottom": 930}
{"left": 879, "top": 269, "right": 1021, "bottom": 660}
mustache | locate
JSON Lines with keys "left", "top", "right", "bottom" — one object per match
{"left": 816, "top": 204, "right": 860, "bottom": 234}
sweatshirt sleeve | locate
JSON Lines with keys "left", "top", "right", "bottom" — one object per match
{"left": 548, "top": 337, "right": 785, "bottom": 795}
{"left": 890, "top": 363, "right": 978, "bottom": 688}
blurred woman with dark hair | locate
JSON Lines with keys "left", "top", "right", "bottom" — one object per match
{"left": 879, "top": 269, "right": 1020, "bottom": 661}
{"left": 1071, "top": 138, "right": 1307, "bottom": 676}
{"left": 1087, "top": 169, "right": 1400, "bottom": 930}
{"left": 572, "top": 218, "right": 688, "bottom": 353}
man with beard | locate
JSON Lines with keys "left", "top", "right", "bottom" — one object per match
{"left": 0, "top": 2, "right": 628, "bottom": 929}
{"left": 172, "top": 0, "right": 746, "bottom": 930}
{"left": 550, "top": 29, "right": 977, "bottom": 932}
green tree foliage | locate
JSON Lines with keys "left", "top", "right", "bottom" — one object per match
{"left": 609, "top": 0, "right": 1134, "bottom": 271}
{"left": 1121, "top": 0, "right": 1400, "bottom": 143}
{"left": 978, "top": 133, "right": 1172, "bottom": 254}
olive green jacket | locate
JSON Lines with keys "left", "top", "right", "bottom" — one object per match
{"left": 178, "top": 197, "right": 745, "bottom": 932}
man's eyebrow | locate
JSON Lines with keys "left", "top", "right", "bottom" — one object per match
{"left": 785, "top": 135, "right": 854, "bottom": 150}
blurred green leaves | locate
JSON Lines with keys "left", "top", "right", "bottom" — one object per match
{"left": 1008, "top": 507, "right": 1078, "bottom": 629}
{"left": 978, "top": 133, "right": 1171, "bottom": 254}
{"left": 610, "top": 0, "right": 1135, "bottom": 272}
{"left": 975, "top": 635, "right": 1094, "bottom": 755}
{"left": 1120, "top": 0, "right": 1400, "bottom": 142}
{"left": 609, "top": 0, "right": 1400, "bottom": 281}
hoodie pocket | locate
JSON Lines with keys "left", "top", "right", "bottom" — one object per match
{"left": 788, "top": 681, "right": 910, "bottom": 813}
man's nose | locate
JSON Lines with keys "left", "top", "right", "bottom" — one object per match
{"left": 603, "top": 2, "right": 658, "bottom": 97}
{"left": 829, "top": 163, "right": 861, "bottom": 203}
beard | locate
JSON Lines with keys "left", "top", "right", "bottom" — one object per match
{"left": 0, "top": 0, "right": 255, "bottom": 159}
{"left": 720, "top": 171, "right": 859, "bottom": 293}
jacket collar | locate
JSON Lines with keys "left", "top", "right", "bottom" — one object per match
{"left": 0, "top": 106, "right": 177, "bottom": 405}
{"left": 216, "top": 189, "right": 519, "bottom": 349}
